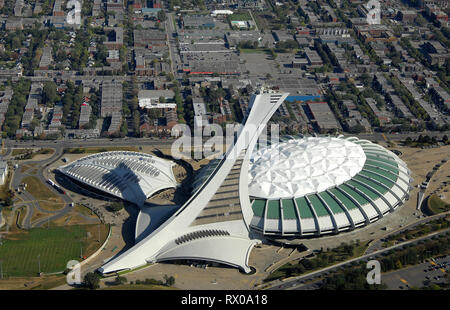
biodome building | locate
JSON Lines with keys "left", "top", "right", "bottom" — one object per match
{"left": 64, "top": 90, "right": 412, "bottom": 275}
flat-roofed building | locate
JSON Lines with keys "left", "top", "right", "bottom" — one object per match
{"left": 101, "top": 82, "right": 122, "bottom": 117}
{"left": 138, "top": 90, "right": 175, "bottom": 109}
{"left": 182, "top": 15, "right": 215, "bottom": 29}
{"left": 107, "top": 111, "right": 122, "bottom": 134}
{"left": 307, "top": 101, "right": 341, "bottom": 133}
{"left": 79, "top": 103, "right": 92, "bottom": 128}
{"left": 106, "top": 0, "right": 124, "bottom": 12}
{"left": 53, "top": 0, "right": 64, "bottom": 16}
{"left": 39, "top": 46, "right": 53, "bottom": 70}
{"left": 104, "top": 27, "right": 124, "bottom": 49}
{"left": 134, "top": 29, "right": 167, "bottom": 48}
{"left": 5, "top": 18, "right": 23, "bottom": 30}
{"left": 0, "top": 87, "right": 12, "bottom": 127}
{"left": 21, "top": 83, "right": 41, "bottom": 128}
{"left": 49, "top": 105, "right": 63, "bottom": 128}
{"left": 193, "top": 97, "right": 208, "bottom": 128}
{"left": 430, "top": 85, "right": 450, "bottom": 108}
{"left": 14, "top": 0, "right": 24, "bottom": 16}
{"left": 93, "top": 0, "right": 102, "bottom": 16}
{"left": 389, "top": 94, "right": 415, "bottom": 119}
{"left": 305, "top": 48, "right": 323, "bottom": 67}
{"left": 398, "top": 10, "right": 417, "bottom": 23}
{"left": 365, "top": 97, "right": 391, "bottom": 125}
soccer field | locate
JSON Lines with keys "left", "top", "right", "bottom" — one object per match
{"left": 0, "top": 225, "right": 108, "bottom": 277}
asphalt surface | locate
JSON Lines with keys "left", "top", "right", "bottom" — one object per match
{"left": 382, "top": 255, "right": 449, "bottom": 289}
{"left": 4, "top": 137, "right": 177, "bottom": 150}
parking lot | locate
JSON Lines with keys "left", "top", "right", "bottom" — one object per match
{"left": 382, "top": 255, "right": 449, "bottom": 289}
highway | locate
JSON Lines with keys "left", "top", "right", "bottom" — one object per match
{"left": 4, "top": 130, "right": 449, "bottom": 149}
{"left": 4, "top": 137, "right": 177, "bottom": 150}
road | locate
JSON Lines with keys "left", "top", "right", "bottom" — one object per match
{"left": 4, "top": 137, "right": 177, "bottom": 150}
{"left": 4, "top": 130, "right": 449, "bottom": 150}
{"left": 7, "top": 144, "right": 73, "bottom": 228}
{"left": 166, "top": 13, "right": 182, "bottom": 78}
{"left": 267, "top": 227, "right": 450, "bottom": 290}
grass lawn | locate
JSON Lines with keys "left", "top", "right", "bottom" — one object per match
{"left": 74, "top": 205, "right": 95, "bottom": 217}
{"left": 22, "top": 176, "right": 64, "bottom": 211}
{"left": 11, "top": 149, "right": 32, "bottom": 156}
{"left": 428, "top": 194, "right": 450, "bottom": 214}
{"left": 30, "top": 275, "right": 67, "bottom": 290}
{"left": 0, "top": 275, "right": 66, "bottom": 290}
{"left": 0, "top": 224, "right": 108, "bottom": 277}
{"left": 240, "top": 48, "right": 269, "bottom": 54}
{"left": 12, "top": 148, "right": 54, "bottom": 159}
{"left": 229, "top": 12, "right": 252, "bottom": 21}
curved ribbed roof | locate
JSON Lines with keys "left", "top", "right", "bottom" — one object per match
{"left": 58, "top": 151, "right": 177, "bottom": 206}
{"left": 249, "top": 136, "right": 412, "bottom": 237}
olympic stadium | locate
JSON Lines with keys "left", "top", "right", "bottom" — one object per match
{"left": 55, "top": 90, "right": 413, "bottom": 274}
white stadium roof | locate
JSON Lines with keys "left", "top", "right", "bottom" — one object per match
{"left": 249, "top": 136, "right": 413, "bottom": 237}
{"left": 58, "top": 151, "right": 177, "bottom": 206}
{"left": 248, "top": 137, "right": 367, "bottom": 199}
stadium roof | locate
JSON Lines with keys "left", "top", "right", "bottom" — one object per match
{"left": 248, "top": 137, "right": 367, "bottom": 199}
{"left": 58, "top": 151, "right": 177, "bottom": 206}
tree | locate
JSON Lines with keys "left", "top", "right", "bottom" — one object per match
{"left": 109, "top": 201, "right": 124, "bottom": 212}
{"left": 84, "top": 272, "right": 100, "bottom": 289}
{"left": 163, "top": 274, "right": 175, "bottom": 286}
{"left": 405, "top": 137, "right": 412, "bottom": 145}
{"left": 4, "top": 197, "right": 13, "bottom": 207}
{"left": 114, "top": 276, "right": 127, "bottom": 285}
{"left": 157, "top": 10, "right": 167, "bottom": 22}
{"left": 42, "top": 81, "right": 58, "bottom": 106}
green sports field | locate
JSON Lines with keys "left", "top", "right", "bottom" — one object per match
{"left": 0, "top": 225, "right": 107, "bottom": 277}
{"left": 229, "top": 12, "right": 252, "bottom": 21}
